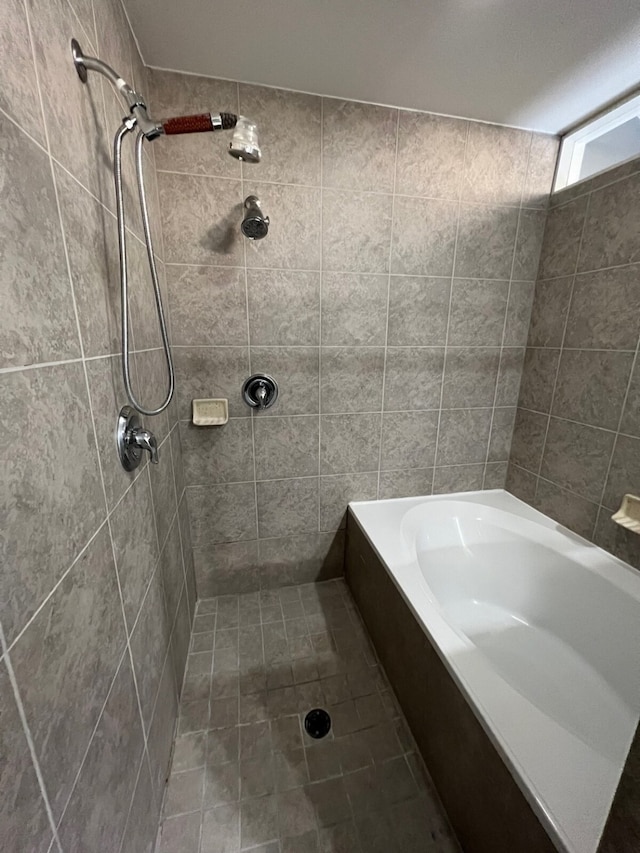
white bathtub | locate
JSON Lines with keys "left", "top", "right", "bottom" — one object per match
{"left": 349, "top": 490, "right": 640, "bottom": 853}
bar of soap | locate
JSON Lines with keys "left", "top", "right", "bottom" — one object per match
{"left": 192, "top": 398, "right": 228, "bottom": 426}
{"left": 611, "top": 494, "right": 640, "bottom": 534}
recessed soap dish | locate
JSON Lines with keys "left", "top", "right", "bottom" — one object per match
{"left": 192, "top": 398, "right": 228, "bottom": 426}
{"left": 611, "top": 494, "right": 640, "bottom": 534}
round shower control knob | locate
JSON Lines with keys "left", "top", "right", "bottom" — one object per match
{"left": 242, "top": 374, "right": 279, "bottom": 409}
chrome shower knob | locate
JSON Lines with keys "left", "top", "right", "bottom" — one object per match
{"left": 242, "top": 374, "right": 278, "bottom": 409}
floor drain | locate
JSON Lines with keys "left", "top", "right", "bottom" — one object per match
{"left": 304, "top": 708, "right": 331, "bottom": 739}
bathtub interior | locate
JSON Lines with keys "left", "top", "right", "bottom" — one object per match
{"left": 404, "top": 501, "right": 640, "bottom": 718}
{"left": 349, "top": 489, "right": 640, "bottom": 853}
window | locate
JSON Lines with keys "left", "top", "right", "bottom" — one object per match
{"left": 554, "top": 92, "right": 640, "bottom": 192}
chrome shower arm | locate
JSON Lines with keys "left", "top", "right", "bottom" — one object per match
{"left": 71, "top": 38, "right": 162, "bottom": 139}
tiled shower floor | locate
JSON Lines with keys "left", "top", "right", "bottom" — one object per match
{"left": 155, "top": 580, "right": 460, "bottom": 853}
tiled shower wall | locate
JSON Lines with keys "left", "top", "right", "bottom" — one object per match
{"left": 505, "top": 156, "right": 640, "bottom": 852}
{"left": 1, "top": 1, "right": 194, "bottom": 851}
{"left": 507, "top": 156, "right": 640, "bottom": 568}
{"left": 148, "top": 69, "right": 558, "bottom": 597}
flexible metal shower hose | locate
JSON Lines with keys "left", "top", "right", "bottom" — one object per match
{"left": 113, "top": 122, "right": 174, "bottom": 416}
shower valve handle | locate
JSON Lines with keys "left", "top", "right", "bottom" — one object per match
{"left": 130, "top": 426, "right": 159, "bottom": 464}
{"left": 162, "top": 112, "right": 238, "bottom": 135}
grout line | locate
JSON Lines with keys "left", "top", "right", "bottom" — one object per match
{"left": 318, "top": 97, "right": 324, "bottom": 531}
{"left": 517, "top": 405, "right": 638, "bottom": 438}
{"left": 376, "top": 108, "right": 400, "bottom": 499}
{"left": 174, "top": 477, "right": 196, "bottom": 629}
{"left": 0, "top": 622, "right": 63, "bottom": 852}
{"left": 0, "top": 103, "right": 49, "bottom": 157}
{"left": 538, "top": 258, "right": 640, "bottom": 283}
{"left": 169, "top": 420, "right": 189, "bottom": 592}
{"left": 0, "top": 356, "right": 85, "bottom": 376}
{"left": 534, "top": 192, "right": 592, "bottom": 496}
{"left": 146, "top": 456, "right": 164, "bottom": 556}
{"left": 507, "top": 461, "right": 611, "bottom": 515}
{"left": 170, "top": 343, "right": 509, "bottom": 350}
{"left": 182, "top": 456, "right": 509, "bottom": 491}
{"left": 178, "top": 404, "right": 510, "bottom": 423}
{"left": 51, "top": 644, "right": 132, "bottom": 839}
{"left": 154, "top": 165, "right": 543, "bottom": 211}
{"left": 3, "top": 344, "right": 565, "bottom": 380}
{"left": 482, "top": 134, "right": 534, "bottom": 489}
{"left": 481, "top": 279, "right": 514, "bottom": 489}
{"left": 163, "top": 259, "right": 540, "bottom": 282}
{"left": 523, "top": 345, "right": 638, "bottom": 354}
{"left": 106, "top": 510, "right": 155, "bottom": 764}
{"left": 239, "top": 83, "right": 262, "bottom": 561}
{"left": 51, "top": 149, "right": 151, "bottom": 250}
{"left": 117, "top": 748, "right": 147, "bottom": 853}
{"left": 431, "top": 124, "right": 470, "bottom": 492}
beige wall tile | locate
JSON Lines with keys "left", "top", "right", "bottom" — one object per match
{"left": 254, "top": 416, "right": 319, "bottom": 480}
{"left": 552, "top": 350, "right": 633, "bottom": 430}
{"left": 436, "top": 408, "right": 492, "bottom": 466}
{"left": 248, "top": 270, "right": 320, "bottom": 346}
{"left": 462, "top": 124, "right": 530, "bottom": 206}
{"left": 537, "top": 196, "right": 587, "bottom": 279}
{"left": 257, "top": 478, "right": 319, "bottom": 538}
{"left": 321, "top": 273, "right": 388, "bottom": 346}
{"left": 391, "top": 196, "right": 458, "bottom": 276}
{"left": 387, "top": 277, "right": 451, "bottom": 346}
{"left": 169, "top": 266, "right": 248, "bottom": 347}
{"left": 395, "top": 112, "right": 467, "bottom": 201}
{"left": 381, "top": 411, "right": 439, "bottom": 470}
{"left": 454, "top": 204, "right": 519, "bottom": 279}
{"left": 323, "top": 189, "right": 393, "bottom": 273}
{"left": 448, "top": 279, "right": 509, "bottom": 346}
{"left": 540, "top": 418, "right": 615, "bottom": 502}
{"left": 1, "top": 117, "right": 79, "bottom": 369}
{"left": 181, "top": 419, "right": 254, "bottom": 486}
{"left": 323, "top": 99, "right": 397, "bottom": 193}
{"left": 320, "top": 414, "right": 381, "bottom": 475}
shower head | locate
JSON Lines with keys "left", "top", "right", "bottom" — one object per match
{"left": 161, "top": 113, "right": 261, "bottom": 162}
{"left": 241, "top": 195, "right": 269, "bottom": 240}
{"left": 229, "top": 117, "right": 261, "bottom": 163}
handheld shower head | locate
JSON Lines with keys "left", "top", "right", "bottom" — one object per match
{"left": 241, "top": 196, "right": 269, "bottom": 240}
{"left": 229, "top": 117, "right": 261, "bottom": 163}
{"left": 161, "top": 112, "right": 238, "bottom": 134}
{"left": 160, "top": 113, "right": 261, "bottom": 162}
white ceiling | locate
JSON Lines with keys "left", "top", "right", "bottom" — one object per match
{"left": 124, "top": 0, "right": 640, "bottom": 134}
